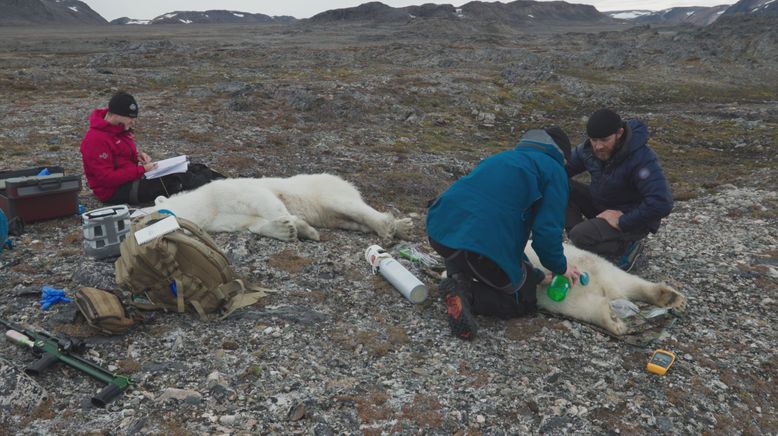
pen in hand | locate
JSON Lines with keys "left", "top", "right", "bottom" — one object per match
{"left": 139, "top": 151, "right": 153, "bottom": 164}
{"left": 139, "top": 152, "right": 157, "bottom": 171}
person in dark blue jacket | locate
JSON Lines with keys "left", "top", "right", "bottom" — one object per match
{"left": 566, "top": 108, "right": 673, "bottom": 271}
{"left": 427, "top": 127, "right": 581, "bottom": 341}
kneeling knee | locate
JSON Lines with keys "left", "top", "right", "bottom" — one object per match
{"left": 568, "top": 224, "right": 592, "bottom": 249}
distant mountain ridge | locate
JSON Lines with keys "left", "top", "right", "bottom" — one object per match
{"left": 606, "top": 0, "right": 777, "bottom": 26}
{"left": 309, "top": 0, "right": 614, "bottom": 25}
{"left": 607, "top": 5, "right": 730, "bottom": 26}
{"left": 0, "top": 0, "right": 106, "bottom": 26}
{"left": 2, "top": 0, "right": 776, "bottom": 28}
{"left": 111, "top": 10, "right": 296, "bottom": 25}
{"left": 722, "top": 0, "right": 778, "bottom": 16}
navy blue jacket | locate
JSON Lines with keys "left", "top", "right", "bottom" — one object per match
{"left": 426, "top": 129, "right": 569, "bottom": 288}
{"left": 566, "top": 120, "right": 673, "bottom": 234}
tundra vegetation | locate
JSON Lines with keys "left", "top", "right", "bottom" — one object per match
{"left": 0, "top": 16, "right": 776, "bottom": 434}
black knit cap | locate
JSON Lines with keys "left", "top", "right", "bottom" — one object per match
{"left": 544, "top": 126, "right": 571, "bottom": 161}
{"left": 108, "top": 91, "right": 139, "bottom": 118}
{"left": 586, "top": 108, "right": 622, "bottom": 139}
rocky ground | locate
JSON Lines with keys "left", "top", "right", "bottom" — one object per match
{"left": 0, "top": 18, "right": 776, "bottom": 435}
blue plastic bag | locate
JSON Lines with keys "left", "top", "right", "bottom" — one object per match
{"left": 40, "top": 286, "right": 72, "bottom": 310}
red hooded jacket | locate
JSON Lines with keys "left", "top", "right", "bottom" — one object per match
{"left": 80, "top": 108, "right": 145, "bottom": 201}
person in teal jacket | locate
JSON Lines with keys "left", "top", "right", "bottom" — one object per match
{"left": 427, "top": 127, "right": 581, "bottom": 340}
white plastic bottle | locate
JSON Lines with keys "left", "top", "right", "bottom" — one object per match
{"left": 365, "top": 245, "right": 428, "bottom": 303}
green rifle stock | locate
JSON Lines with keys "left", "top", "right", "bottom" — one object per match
{"left": 1, "top": 318, "right": 131, "bottom": 407}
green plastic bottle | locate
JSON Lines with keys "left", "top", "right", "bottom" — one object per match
{"left": 547, "top": 272, "right": 589, "bottom": 302}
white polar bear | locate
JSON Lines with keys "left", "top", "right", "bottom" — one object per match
{"left": 526, "top": 242, "right": 687, "bottom": 335}
{"left": 146, "top": 173, "right": 413, "bottom": 242}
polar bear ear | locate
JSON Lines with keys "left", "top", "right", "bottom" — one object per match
{"left": 154, "top": 195, "right": 168, "bottom": 205}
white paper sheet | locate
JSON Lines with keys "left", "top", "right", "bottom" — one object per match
{"left": 133, "top": 215, "right": 180, "bottom": 245}
{"left": 144, "top": 155, "right": 188, "bottom": 179}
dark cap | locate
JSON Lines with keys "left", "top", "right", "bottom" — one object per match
{"left": 545, "top": 126, "right": 571, "bottom": 161}
{"left": 108, "top": 91, "right": 139, "bottom": 118}
{"left": 586, "top": 108, "right": 622, "bottom": 139}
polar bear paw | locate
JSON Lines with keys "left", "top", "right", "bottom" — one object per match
{"left": 294, "top": 218, "right": 320, "bottom": 241}
{"left": 257, "top": 217, "right": 298, "bottom": 242}
{"left": 604, "top": 308, "right": 628, "bottom": 336}
{"left": 393, "top": 217, "right": 414, "bottom": 240}
{"left": 374, "top": 214, "right": 396, "bottom": 240}
{"left": 656, "top": 283, "right": 687, "bottom": 313}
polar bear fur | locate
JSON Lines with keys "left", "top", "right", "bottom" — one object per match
{"left": 526, "top": 242, "right": 687, "bottom": 335}
{"left": 147, "top": 173, "right": 413, "bottom": 242}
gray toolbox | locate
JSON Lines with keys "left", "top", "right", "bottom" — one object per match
{"left": 82, "top": 205, "right": 131, "bottom": 259}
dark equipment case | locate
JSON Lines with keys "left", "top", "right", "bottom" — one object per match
{"left": 0, "top": 167, "right": 81, "bottom": 224}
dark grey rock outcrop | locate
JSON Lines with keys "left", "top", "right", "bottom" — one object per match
{"left": 630, "top": 6, "right": 730, "bottom": 26}
{"left": 309, "top": 0, "right": 615, "bottom": 26}
{"left": 145, "top": 10, "right": 295, "bottom": 25}
{"left": 309, "top": 2, "right": 410, "bottom": 23}
{"left": 0, "top": 0, "right": 107, "bottom": 26}
{"left": 723, "top": 0, "right": 778, "bottom": 16}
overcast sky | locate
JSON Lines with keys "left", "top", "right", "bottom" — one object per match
{"left": 80, "top": 0, "right": 733, "bottom": 21}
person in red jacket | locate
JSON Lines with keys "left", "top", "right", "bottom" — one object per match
{"left": 80, "top": 92, "right": 222, "bottom": 205}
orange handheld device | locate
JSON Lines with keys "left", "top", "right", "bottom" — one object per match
{"left": 646, "top": 349, "right": 676, "bottom": 376}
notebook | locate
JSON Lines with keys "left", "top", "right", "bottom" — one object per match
{"left": 144, "top": 155, "right": 188, "bottom": 179}
{"left": 134, "top": 215, "right": 180, "bottom": 245}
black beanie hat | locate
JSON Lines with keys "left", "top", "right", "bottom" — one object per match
{"left": 108, "top": 91, "right": 139, "bottom": 118}
{"left": 586, "top": 108, "right": 622, "bottom": 139}
{"left": 545, "top": 126, "right": 571, "bottom": 161}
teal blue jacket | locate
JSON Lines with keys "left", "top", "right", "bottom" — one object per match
{"left": 426, "top": 129, "right": 569, "bottom": 287}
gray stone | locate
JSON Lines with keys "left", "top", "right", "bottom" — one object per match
{"left": 157, "top": 388, "right": 203, "bottom": 403}
{"left": 656, "top": 416, "right": 674, "bottom": 433}
{"left": 0, "top": 358, "right": 47, "bottom": 413}
{"left": 231, "top": 306, "right": 328, "bottom": 325}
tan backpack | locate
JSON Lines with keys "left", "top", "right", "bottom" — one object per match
{"left": 115, "top": 212, "right": 272, "bottom": 320}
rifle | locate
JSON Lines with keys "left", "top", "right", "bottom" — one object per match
{"left": 0, "top": 318, "right": 131, "bottom": 407}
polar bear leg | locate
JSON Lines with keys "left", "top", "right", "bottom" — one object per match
{"left": 231, "top": 188, "right": 292, "bottom": 221}
{"left": 291, "top": 216, "right": 320, "bottom": 241}
{"left": 621, "top": 281, "right": 687, "bottom": 313}
{"left": 597, "top": 267, "right": 687, "bottom": 313}
{"left": 208, "top": 213, "right": 258, "bottom": 232}
{"left": 330, "top": 200, "right": 393, "bottom": 237}
{"left": 252, "top": 217, "right": 297, "bottom": 241}
{"left": 220, "top": 186, "right": 304, "bottom": 241}
{"left": 327, "top": 199, "right": 412, "bottom": 240}
{"left": 538, "top": 287, "right": 628, "bottom": 335}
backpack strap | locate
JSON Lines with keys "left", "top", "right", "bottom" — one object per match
{"left": 174, "top": 217, "right": 229, "bottom": 258}
{"left": 189, "top": 300, "right": 208, "bottom": 321}
{"left": 129, "top": 296, "right": 162, "bottom": 311}
{"left": 184, "top": 275, "right": 217, "bottom": 321}
{"left": 162, "top": 229, "right": 232, "bottom": 319}
{"left": 217, "top": 279, "right": 277, "bottom": 320}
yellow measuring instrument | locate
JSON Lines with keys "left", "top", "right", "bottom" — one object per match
{"left": 646, "top": 349, "right": 676, "bottom": 376}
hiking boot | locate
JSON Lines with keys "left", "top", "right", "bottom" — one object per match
{"left": 439, "top": 277, "right": 478, "bottom": 340}
{"left": 617, "top": 239, "right": 644, "bottom": 272}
